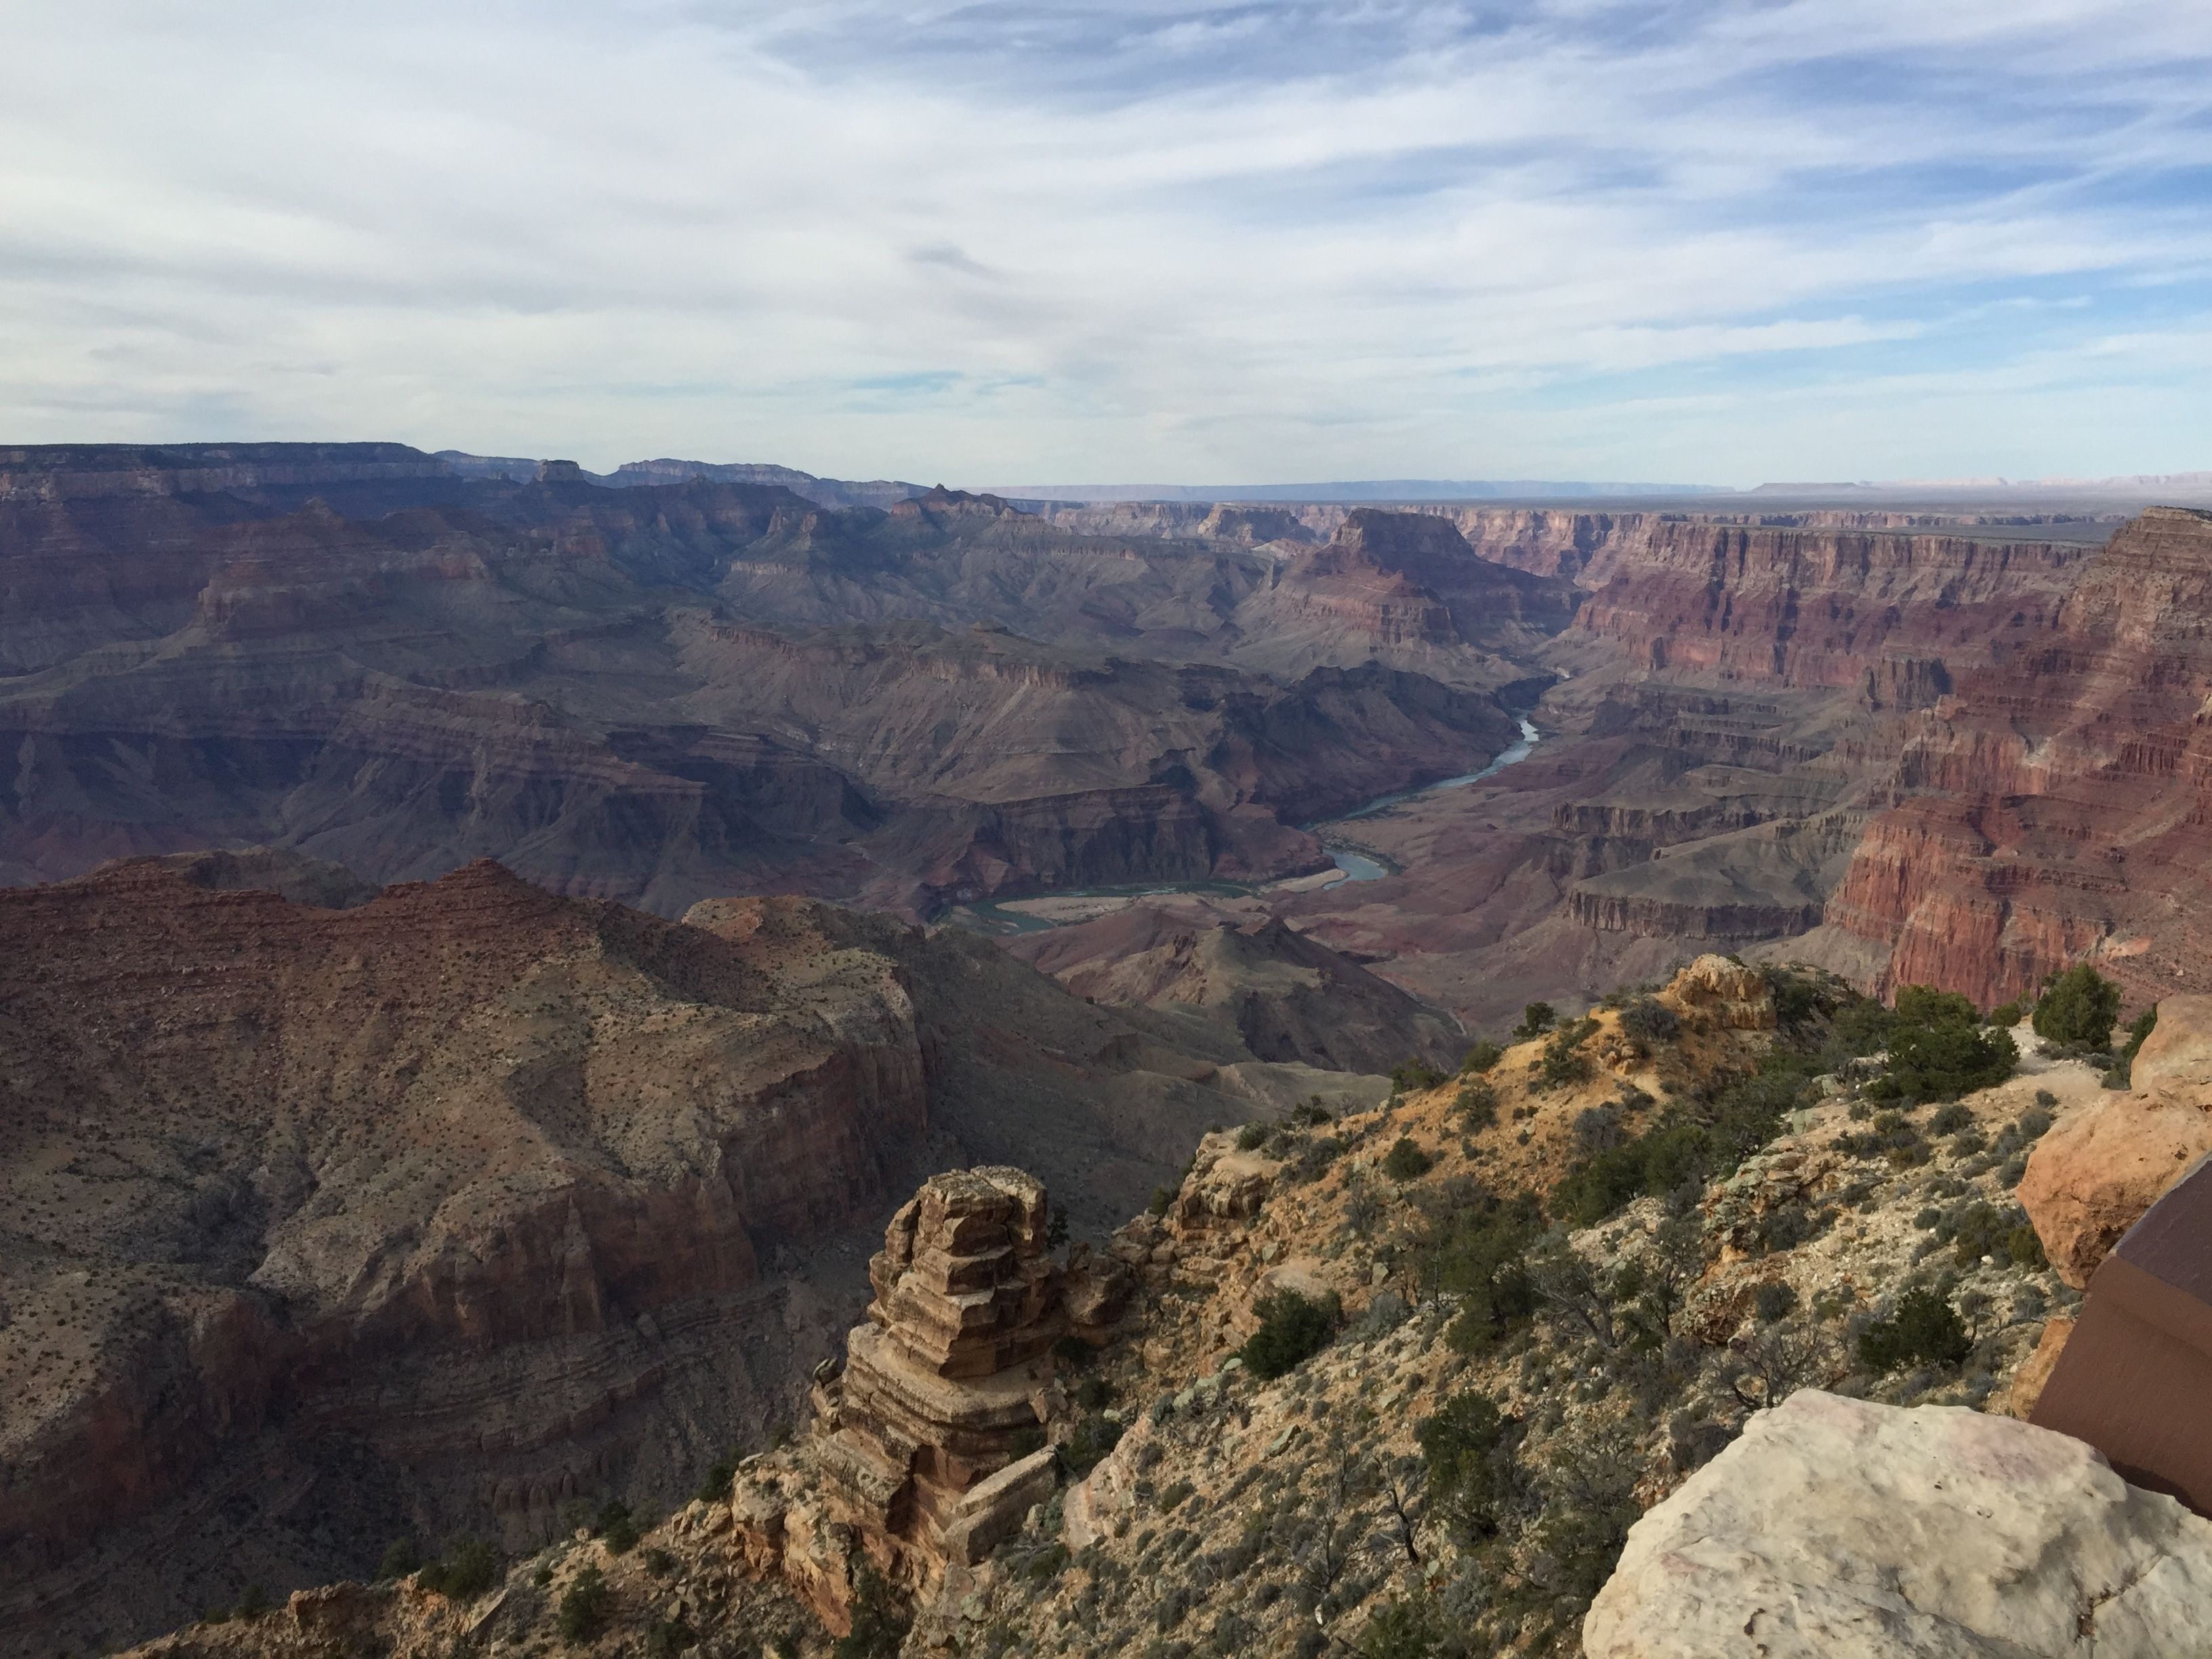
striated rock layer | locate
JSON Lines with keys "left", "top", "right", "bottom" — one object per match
{"left": 730, "top": 1168, "right": 1125, "bottom": 1628}
{"left": 0, "top": 859, "right": 1258, "bottom": 1659}
{"left": 1820, "top": 508, "right": 2212, "bottom": 1006}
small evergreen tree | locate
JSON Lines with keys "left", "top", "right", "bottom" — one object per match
{"left": 2033, "top": 964, "right": 2123, "bottom": 1050}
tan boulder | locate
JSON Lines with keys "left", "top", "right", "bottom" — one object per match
{"left": 1664, "top": 953, "right": 1776, "bottom": 1031}
{"left": 1584, "top": 1389, "right": 2212, "bottom": 1658}
{"left": 1168, "top": 1131, "right": 1282, "bottom": 1242}
{"left": 2020, "top": 996, "right": 2212, "bottom": 1286}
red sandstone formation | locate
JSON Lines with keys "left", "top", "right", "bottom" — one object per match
{"left": 1820, "top": 508, "right": 2212, "bottom": 1006}
{"left": 730, "top": 1169, "right": 1125, "bottom": 1628}
{"left": 2021, "top": 994, "right": 2212, "bottom": 1286}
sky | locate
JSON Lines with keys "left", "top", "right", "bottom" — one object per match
{"left": 5, "top": 2, "right": 2212, "bottom": 487}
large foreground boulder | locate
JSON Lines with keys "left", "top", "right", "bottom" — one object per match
{"left": 1583, "top": 1389, "right": 2212, "bottom": 1658}
{"left": 2020, "top": 994, "right": 2212, "bottom": 1286}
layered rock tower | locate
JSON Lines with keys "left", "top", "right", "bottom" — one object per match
{"left": 732, "top": 1168, "right": 1128, "bottom": 1629}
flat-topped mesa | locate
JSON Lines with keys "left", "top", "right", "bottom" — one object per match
{"left": 736, "top": 1168, "right": 1102, "bottom": 1629}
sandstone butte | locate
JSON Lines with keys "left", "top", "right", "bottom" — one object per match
{"left": 729, "top": 1168, "right": 1130, "bottom": 1630}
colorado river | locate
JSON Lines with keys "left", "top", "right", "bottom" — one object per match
{"left": 1317, "top": 716, "right": 1542, "bottom": 878}
{"left": 951, "top": 717, "right": 1542, "bottom": 929}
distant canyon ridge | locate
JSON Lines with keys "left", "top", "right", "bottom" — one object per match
{"left": 4, "top": 442, "right": 2211, "bottom": 1021}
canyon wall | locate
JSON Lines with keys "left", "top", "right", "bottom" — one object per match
{"left": 0, "top": 854, "right": 1326, "bottom": 1659}
{"left": 1818, "top": 507, "right": 2212, "bottom": 1008}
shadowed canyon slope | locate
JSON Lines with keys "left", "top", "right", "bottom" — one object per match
{"left": 0, "top": 850, "right": 1408, "bottom": 1658}
{"left": 0, "top": 447, "right": 1551, "bottom": 918}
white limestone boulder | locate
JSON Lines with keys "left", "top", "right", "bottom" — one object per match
{"left": 1583, "top": 1389, "right": 2212, "bottom": 1658}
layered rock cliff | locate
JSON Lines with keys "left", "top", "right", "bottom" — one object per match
{"left": 1819, "top": 507, "right": 2212, "bottom": 1006}
{"left": 0, "top": 856, "right": 1333, "bottom": 1659}
{"left": 0, "top": 462, "right": 1540, "bottom": 917}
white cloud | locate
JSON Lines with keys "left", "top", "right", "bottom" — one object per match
{"left": 0, "top": 1, "right": 2208, "bottom": 482}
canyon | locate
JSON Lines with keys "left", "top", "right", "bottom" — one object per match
{"left": 18, "top": 443, "right": 2212, "bottom": 1653}
{"left": 16, "top": 441, "right": 2207, "bottom": 1037}
{"left": 0, "top": 849, "right": 1395, "bottom": 1658}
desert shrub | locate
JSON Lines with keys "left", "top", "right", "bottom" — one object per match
{"left": 2034, "top": 964, "right": 2123, "bottom": 1050}
{"left": 1617, "top": 997, "right": 1681, "bottom": 1050}
{"left": 1236, "top": 1122, "right": 1269, "bottom": 1151}
{"left": 2018, "top": 1107, "right": 2054, "bottom": 1141}
{"left": 593, "top": 1500, "right": 640, "bottom": 1555}
{"left": 1461, "top": 1040, "right": 1504, "bottom": 1075}
{"left": 831, "top": 1566, "right": 910, "bottom": 1659}
{"left": 1511, "top": 1002, "right": 1558, "bottom": 1042}
{"left": 1504, "top": 1419, "right": 1643, "bottom": 1636}
{"left": 1984, "top": 999, "right": 2025, "bottom": 1028}
{"left": 1149, "top": 1186, "right": 1176, "bottom": 1216}
{"left": 2106, "top": 1006, "right": 2159, "bottom": 1087}
{"left": 1537, "top": 1019, "right": 1599, "bottom": 1090}
{"left": 1874, "top": 987, "right": 2015, "bottom": 1101}
{"left": 234, "top": 1584, "right": 270, "bottom": 1621}
{"left": 1858, "top": 1287, "right": 1971, "bottom": 1372}
{"left": 1075, "top": 1373, "right": 1112, "bottom": 1409}
{"left": 376, "top": 1538, "right": 422, "bottom": 1581}
{"left": 1838, "top": 1109, "right": 1927, "bottom": 1165}
{"left": 642, "top": 1546, "right": 676, "bottom": 1579}
{"left": 1572, "top": 1105, "right": 1624, "bottom": 1156}
{"left": 1454, "top": 1078, "right": 1499, "bottom": 1130}
{"left": 558, "top": 1566, "right": 614, "bottom": 1641}
{"left": 1929, "top": 1102, "right": 1973, "bottom": 1136}
{"left": 1344, "top": 1170, "right": 1387, "bottom": 1235}
{"left": 419, "top": 1537, "right": 498, "bottom": 1599}
{"left": 646, "top": 1616, "right": 698, "bottom": 1659}
{"left": 1391, "top": 1058, "right": 1448, "bottom": 1093}
{"left": 1358, "top": 1596, "right": 1443, "bottom": 1659}
{"left": 1416, "top": 1389, "right": 1521, "bottom": 1542}
{"left": 1421, "top": 1189, "right": 1542, "bottom": 1352}
{"left": 1158, "top": 1479, "right": 1196, "bottom": 1513}
{"left": 694, "top": 1445, "right": 743, "bottom": 1504}
{"left": 1936, "top": 1201, "right": 2046, "bottom": 1268}
{"left": 1239, "top": 1290, "right": 1338, "bottom": 1378}
{"left": 1754, "top": 1281, "right": 1799, "bottom": 1324}
{"left": 1288, "top": 1135, "right": 1346, "bottom": 1184}
{"left": 1290, "top": 1097, "right": 1334, "bottom": 1126}
{"left": 1552, "top": 1048, "right": 1819, "bottom": 1225}
{"left": 1059, "top": 1412, "right": 1125, "bottom": 1477}
{"left": 1382, "top": 1136, "right": 1432, "bottom": 1181}
{"left": 1350, "top": 1288, "right": 1410, "bottom": 1342}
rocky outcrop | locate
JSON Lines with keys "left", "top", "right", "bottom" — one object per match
{"left": 0, "top": 859, "right": 1271, "bottom": 1659}
{"left": 2020, "top": 995, "right": 2212, "bottom": 1287}
{"left": 1002, "top": 905, "right": 1464, "bottom": 1073}
{"left": 730, "top": 1168, "right": 1095, "bottom": 1627}
{"left": 1822, "top": 508, "right": 2212, "bottom": 1006}
{"left": 1584, "top": 1389, "right": 2212, "bottom": 1658}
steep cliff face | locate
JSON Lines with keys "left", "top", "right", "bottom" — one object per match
{"left": 0, "top": 472, "right": 1532, "bottom": 916}
{"left": 0, "top": 858, "right": 1319, "bottom": 1659}
{"left": 1820, "top": 508, "right": 2212, "bottom": 1006}
{"left": 1435, "top": 510, "right": 2089, "bottom": 700}
{"left": 1229, "top": 509, "right": 1579, "bottom": 686}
